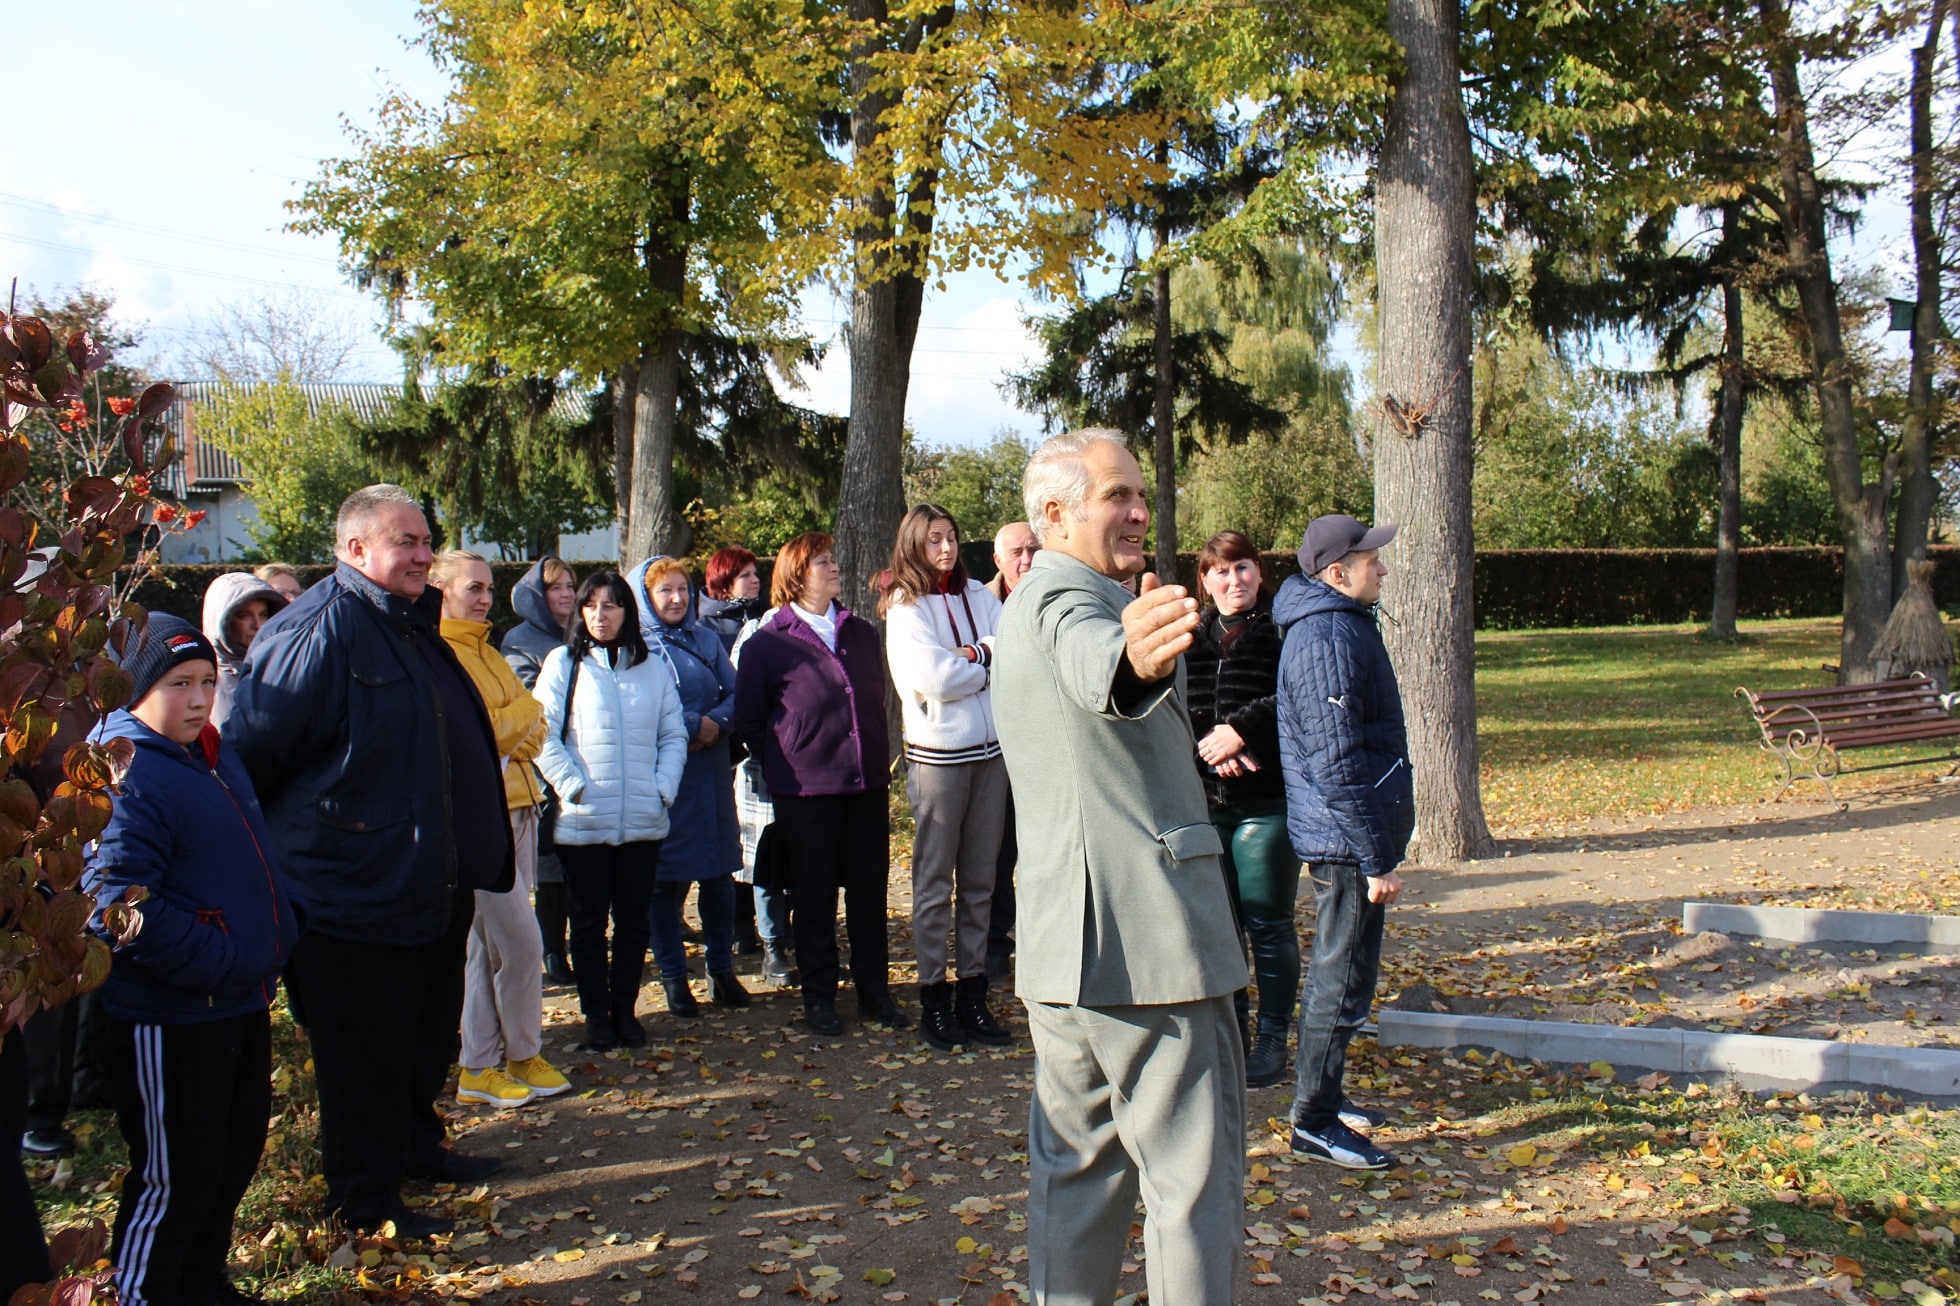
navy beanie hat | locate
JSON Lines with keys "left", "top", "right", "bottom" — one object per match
{"left": 122, "top": 614, "right": 218, "bottom": 704}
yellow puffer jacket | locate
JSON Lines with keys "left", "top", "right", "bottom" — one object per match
{"left": 441, "top": 617, "right": 546, "bottom": 810}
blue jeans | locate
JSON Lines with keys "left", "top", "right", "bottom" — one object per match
{"left": 1291, "top": 861, "right": 1384, "bottom": 1132}
{"left": 649, "top": 875, "right": 738, "bottom": 981}
{"left": 753, "top": 883, "right": 791, "bottom": 947}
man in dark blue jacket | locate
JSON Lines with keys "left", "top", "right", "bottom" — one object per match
{"left": 1274, "top": 513, "right": 1413, "bottom": 1172}
{"left": 225, "top": 484, "right": 513, "bottom": 1239}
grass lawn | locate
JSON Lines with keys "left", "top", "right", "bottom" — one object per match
{"left": 1476, "top": 618, "right": 1959, "bottom": 827}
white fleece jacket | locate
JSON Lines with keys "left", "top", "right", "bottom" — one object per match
{"left": 884, "top": 578, "right": 1003, "bottom": 764}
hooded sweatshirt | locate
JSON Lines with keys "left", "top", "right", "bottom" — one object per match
{"left": 200, "top": 572, "right": 288, "bottom": 729}
{"left": 501, "top": 557, "right": 571, "bottom": 690}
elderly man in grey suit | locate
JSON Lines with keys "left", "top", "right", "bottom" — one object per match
{"left": 994, "top": 427, "right": 1247, "bottom": 1305}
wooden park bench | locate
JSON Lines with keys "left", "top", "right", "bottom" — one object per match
{"left": 1736, "top": 674, "right": 1960, "bottom": 807}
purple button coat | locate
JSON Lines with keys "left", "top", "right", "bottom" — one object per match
{"left": 730, "top": 603, "right": 890, "bottom": 797}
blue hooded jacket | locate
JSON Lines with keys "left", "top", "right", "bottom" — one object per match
{"left": 1271, "top": 573, "right": 1415, "bottom": 876}
{"left": 85, "top": 713, "right": 301, "bottom": 1024}
{"left": 628, "top": 558, "right": 741, "bottom": 883}
{"left": 502, "top": 556, "right": 570, "bottom": 691}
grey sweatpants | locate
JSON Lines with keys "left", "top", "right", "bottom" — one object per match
{"left": 905, "top": 755, "right": 1008, "bottom": 982}
{"left": 1024, "top": 994, "right": 1246, "bottom": 1306}
{"left": 460, "top": 805, "right": 543, "bottom": 1069}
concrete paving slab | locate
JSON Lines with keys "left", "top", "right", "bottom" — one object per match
{"left": 1377, "top": 1009, "right": 1960, "bottom": 1099}
{"left": 1682, "top": 901, "right": 1960, "bottom": 951}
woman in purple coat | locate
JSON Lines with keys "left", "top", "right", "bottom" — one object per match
{"left": 730, "top": 532, "right": 911, "bottom": 1037}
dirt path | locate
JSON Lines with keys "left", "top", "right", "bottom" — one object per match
{"left": 358, "top": 783, "right": 1960, "bottom": 1305}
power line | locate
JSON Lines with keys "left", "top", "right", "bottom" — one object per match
{"left": 0, "top": 233, "right": 371, "bottom": 297}
{"left": 0, "top": 192, "right": 340, "bottom": 268}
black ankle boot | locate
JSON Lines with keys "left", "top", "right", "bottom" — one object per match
{"left": 1246, "top": 1020, "right": 1290, "bottom": 1088}
{"left": 918, "top": 981, "right": 963, "bottom": 1052}
{"left": 710, "top": 970, "right": 751, "bottom": 1008}
{"left": 663, "top": 978, "right": 700, "bottom": 1019}
{"left": 761, "top": 942, "right": 798, "bottom": 987}
{"left": 543, "top": 951, "right": 575, "bottom": 986}
{"left": 954, "top": 975, "right": 1012, "bottom": 1046}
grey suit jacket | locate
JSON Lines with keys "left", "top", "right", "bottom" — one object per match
{"left": 994, "top": 550, "right": 1245, "bottom": 1006}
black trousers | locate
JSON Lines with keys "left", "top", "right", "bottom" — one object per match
{"left": 772, "top": 790, "right": 893, "bottom": 1006}
{"left": 288, "top": 892, "right": 473, "bottom": 1226}
{"left": 102, "top": 1009, "right": 271, "bottom": 1306}
{"left": 22, "top": 990, "right": 107, "bottom": 1132}
{"left": 557, "top": 840, "right": 659, "bottom": 1028}
{"left": 987, "top": 788, "right": 1017, "bottom": 961}
{"left": 0, "top": 1032, "right": 49, "bottom": 1297}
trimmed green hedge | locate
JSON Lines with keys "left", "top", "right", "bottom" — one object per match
{"left": 127, "top": 545, "right": 1960, "bottom": 636}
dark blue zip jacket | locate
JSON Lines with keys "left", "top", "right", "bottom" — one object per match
{"left": 223, "top": 562, "right": 515, "bottom": 946}
{"left": 84, "top": 714, "right": 301, "bottom": 1024}
{"left": 1272, "top": 574, "right": 1415, "bottom": 876}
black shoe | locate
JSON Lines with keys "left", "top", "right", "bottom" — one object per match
{"left": 1246, "top": 1027, "right": 1290, "bottom": 1089}
{"left": 804, "top": 1001, "right": 843, "bottom": 1036}
{"left": 341, "top": 1206, "right": 456, "bottom": 1240}
{"left": 761, "top": 942, "right": 798, "bottom": 987}
{"left": 663, "top": 978, "right": 701, "bottom": 1019}
{"left": 390, "top": 1209, "right": 457, "bottom": 1240}
{"left": 953, "top": 976, "right": 1012, "bottom": 1046}
{"left": 407, "top": 1149, "right": 505, "bottom": 1182}
{"left": 20, "top": 1127, "right": 76, "bottom": 1157}
{"left": 984, "top": 949, "right": 1013, "bottom": 985}
{"left": 859, "top": 991, "right": 913, "bottom": 1029}
{"left": 735, "top": 925, "right": 764, "bottom": 956}
{"left": 1339, "top": 1099, "right": 1387, "bottom": 1131}
{"left": 918, "top": 981, "right": 964, "bottom": 1052}
{"left": 681, "top": 922, "right": 703, "bottom": 943}
{"left": 543, "top": 952, "right": 575, "bottom": 986}
{"left": 1290, "top": 1120, "right": 1392, "bottom": 1171}
{"left": 582, "top": 1017, "right": 618, "bottom": 1051}
{"left": 710, "top": 970, "right": 751, "bottom": 1008}
{"left": 615, "top": 1015, "right": 649, "bottom": 1047}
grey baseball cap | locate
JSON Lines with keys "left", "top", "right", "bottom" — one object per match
{"left": 1299, "top": 514, "right": 1398, "bottom": 576}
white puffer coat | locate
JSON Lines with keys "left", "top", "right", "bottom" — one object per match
{"left": 533, "top": 644, "right": 689, "bottom": 846}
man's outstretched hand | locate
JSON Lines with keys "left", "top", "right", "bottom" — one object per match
{"left": 1123, "top": 573, "right": 1199, "bottom": 683}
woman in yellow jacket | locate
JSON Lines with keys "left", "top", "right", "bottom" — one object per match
{"left": 434, "top": 550, "right": 571, "bottom": 1106}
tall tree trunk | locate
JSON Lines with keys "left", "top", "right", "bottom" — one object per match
{"left": 624, "top": 180, "right": 693, "bottom": 565}
{"left": 1709, "top": 221, "right": 1747, "bottom": 640}
{"left": 1759, "top": 0, "right": 1889, "bottom": 682}
{"left": 611, "top": 367, "right": 636, "bottom": 561}
{"left": 1152, "top": 207, "right": 1176, "bottom": 578}
{"left": 1894, "top": 0, "right": 1948, "bottom": 594}
{"left": 1375, "top": 0, "right": 1492, "bottom": 861}
{"left": 833, "top": 0, "right": 945, "bottom": 614}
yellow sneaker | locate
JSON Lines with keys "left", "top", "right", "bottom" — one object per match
{"left": 505, "top": 1054, "right": 571, "bottom": 1098}
{"left": 457, "top": 1065, "right": 535, "bottom": 1108}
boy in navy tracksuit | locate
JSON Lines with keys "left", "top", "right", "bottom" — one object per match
{"left": 85, "top": 616, "right": 300, "bottom": 1306}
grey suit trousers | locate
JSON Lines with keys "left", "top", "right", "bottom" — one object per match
{"left": 1025, "top": 995, "right": 1246, "bottom": 1305}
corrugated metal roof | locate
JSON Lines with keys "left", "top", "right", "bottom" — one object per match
{"left": 156, "top": 380, "right": 593, "bottom": 494}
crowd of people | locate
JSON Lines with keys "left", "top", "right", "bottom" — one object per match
{"left": 6, "top": 428, "right": 1414, "bottom": 1306}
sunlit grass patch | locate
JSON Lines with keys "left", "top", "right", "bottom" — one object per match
{"left": 1477, "top": 619, "right": 1960, "bottom": 826}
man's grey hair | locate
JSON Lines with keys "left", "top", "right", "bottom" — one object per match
{"left": 1022, "top": 428, "right": 1131, "bottom": 546}
{"left": 335, "top": 483, "right": 424, "bottom": 553}
{"left": 993, "top": 520, "right": 1035, "bottom": 555}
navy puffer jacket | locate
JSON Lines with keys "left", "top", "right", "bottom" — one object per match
{"left": 85, "top": 714, "right": 301, "bottom": 1024}
{"left": 1272, "top": 574, "right": 1414, "bottom": 876}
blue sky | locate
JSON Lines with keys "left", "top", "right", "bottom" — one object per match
{"left": 0, "top": 0, "right": 1046, "bottom": 447}
{"left": 0, "top": 1, "right": 1920, "bottom": 452}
